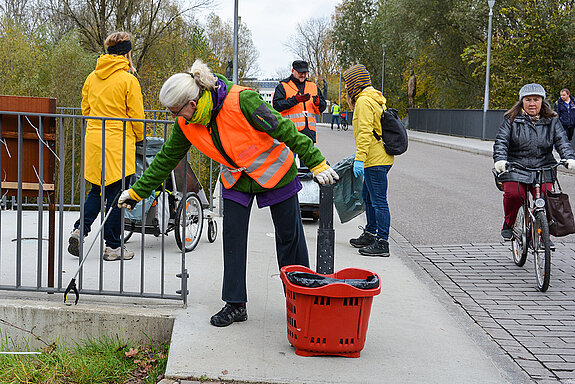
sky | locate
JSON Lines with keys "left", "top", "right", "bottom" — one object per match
{"left": 205, "top": 0, "right": 342, "bottom": 79}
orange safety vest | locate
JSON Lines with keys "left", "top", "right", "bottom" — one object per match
{"left": 279, "top": 80, "right": 321, "bottom": 142}
{"left": 178, "top": 85, "right": 294, "bottom": 189}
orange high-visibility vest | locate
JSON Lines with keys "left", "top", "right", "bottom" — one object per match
{"left": 178, "top": 85, "right": 294, "bottom": 189}
{"left": 279, "top": 80, "right": 321, "bottom": 142}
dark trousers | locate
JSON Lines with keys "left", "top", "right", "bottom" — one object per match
{"left": 74, "top": 177, "right": 130, "bottom": 249}
{"left": 330, "top": 115, "right": 340, "bottom": 130}
{"left": 565, "top": 125, "right": 575, "bottom": 141}
{"left": 222, "top": 194, "right": 309, "bottom": 303}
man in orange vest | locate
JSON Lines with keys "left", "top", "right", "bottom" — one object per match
{"left": 273, "top": 60, "right": 326, "bottom": 144}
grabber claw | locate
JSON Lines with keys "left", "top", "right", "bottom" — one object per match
{"left": 64, "top": 278, "right": 79, "bottom": 305}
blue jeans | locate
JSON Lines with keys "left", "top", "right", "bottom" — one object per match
{"left": 74, "top": 177, "right": 130, "bottom": 249}
{"left": 362, "top": 165, "right": 392, "bottom": 240}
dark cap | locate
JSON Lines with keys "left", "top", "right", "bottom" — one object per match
{"left": 292, "top": 60, "right": 309, "bottom": 73}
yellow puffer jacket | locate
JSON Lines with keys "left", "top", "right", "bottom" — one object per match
{"left": 352, "top": 86, "right": 394, "bottom": 167}
{"left": 81, "top": 54, "right": 144, "bottom": 186}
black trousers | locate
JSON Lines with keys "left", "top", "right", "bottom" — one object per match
{"left": 222, "top": 194, "right": 309, "bottom": 303}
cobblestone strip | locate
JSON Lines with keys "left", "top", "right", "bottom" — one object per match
{"left": 393, "top": 231, "right": 575, "bottom": 384}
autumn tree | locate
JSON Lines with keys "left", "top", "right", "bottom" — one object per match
{"left": 45, "top": 0, "right": 213, "bottom": 70}
{"left": 204, "top": 12, "right": 259, "bottom": 81}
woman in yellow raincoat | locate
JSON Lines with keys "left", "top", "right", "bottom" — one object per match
{"left": 68, "top": 31, "right": 144, "bottom": 261}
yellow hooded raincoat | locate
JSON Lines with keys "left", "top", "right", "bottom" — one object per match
{"left": 81, "top": 54, "right": 144, "bottom": 186}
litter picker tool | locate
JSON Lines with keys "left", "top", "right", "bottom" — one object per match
{"left": 64, "top": 193, "right": 121, "bottom": 305}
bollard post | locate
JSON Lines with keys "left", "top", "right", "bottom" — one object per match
{"left": 316, "top": 184, "right": 334, "bottom": 274}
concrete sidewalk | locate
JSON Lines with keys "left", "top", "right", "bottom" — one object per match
{"left": 164, "top": 204, "right": 529, "bottom": 383}
{"left": 0, "top": 129, "right": 534, "bottom": 383}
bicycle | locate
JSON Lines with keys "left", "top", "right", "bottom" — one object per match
{"left": 500, "top": 161, "right": 566, "bottom": 292}
{"left": 340, "top": 112, "right": 348, "bottom": 131}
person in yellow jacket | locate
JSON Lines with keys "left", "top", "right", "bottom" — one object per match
{"left": 343, "top": 64, "right": 394, "bottom": 257}
{"left": 68, "top": 31, "right": 144, "bottom": 261}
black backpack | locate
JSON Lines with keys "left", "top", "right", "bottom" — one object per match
{"left": 372, "top": 108, "right": 408, "bottom": 155}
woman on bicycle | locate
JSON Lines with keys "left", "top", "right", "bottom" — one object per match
{"left": 493, "top": 83, "right": 575, "bottom": 240}
{"left": 118, "top": 59, "right": 338, "bottom": 327}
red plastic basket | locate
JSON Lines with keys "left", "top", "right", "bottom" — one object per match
{"left": 280, "top": 265, "right": 381, "bottom": 357}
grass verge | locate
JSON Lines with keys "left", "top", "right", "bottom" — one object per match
{"left": 0, "top": 335, "right": 169, "bottom": 384}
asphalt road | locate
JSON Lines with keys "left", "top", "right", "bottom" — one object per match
{"left": 315, "top": 123, "right": 575, "bottom": 246}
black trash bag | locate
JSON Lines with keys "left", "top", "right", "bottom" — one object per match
{"left": 285, "top": 271, "right": 379, "bottom": 290}
{"left": 332, "top": 154, "right": 365, "bottom": 224}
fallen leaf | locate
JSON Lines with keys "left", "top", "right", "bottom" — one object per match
{"left": 125, "top": 347, "right": 138, "bottom": 358}
{"left": 222, "top": 370, "right": 228, "bottom": 375}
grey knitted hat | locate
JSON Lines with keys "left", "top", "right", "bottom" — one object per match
{"left": 519, "top": 83, "right": 546, "bottom": 100}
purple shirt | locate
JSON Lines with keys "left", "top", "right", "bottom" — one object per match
{"left": 222, "top": 177, "right": 302, "bottom": 208}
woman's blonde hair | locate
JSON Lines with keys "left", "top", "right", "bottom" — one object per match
{"left": 105, "top": 31, "right": 136, "bottom": 73}
{"left": 159, "top": 60, "right": 217, "bottom": 109}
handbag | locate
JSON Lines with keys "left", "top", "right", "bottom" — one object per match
{"left": 546, "top": 179, "right": 575, "bottom": 237}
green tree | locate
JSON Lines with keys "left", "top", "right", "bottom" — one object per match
{"left": 463, "top": 0, "right": 575, "bottom": 109}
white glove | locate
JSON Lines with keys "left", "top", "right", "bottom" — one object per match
{"left": 494, "top": 160, "right": 507, "bottom": 174}
{"left": 117, "top": 189, "right": 139, "bottom": 210}
{"left": 315, "top": 167, "right": 340, "bottom": 185}
{"left": 564, "top": 159, "right": 575, "bottom": 170}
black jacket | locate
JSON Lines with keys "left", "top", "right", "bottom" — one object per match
{"left": 493, "top": 114, "right": 575, "bottom": 183}
{"left": 553, "top": 96, "right": 575, "bottom": 128}
{"left": 272, "top": 75, "right": 326, "bottom": 113}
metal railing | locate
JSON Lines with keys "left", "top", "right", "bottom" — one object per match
{"left": 0, "top": 109, "right": 219, "bottom": 304}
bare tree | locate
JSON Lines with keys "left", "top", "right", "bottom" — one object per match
{"left": 284, "top": 16, "right": 338, "bottom": 82}
{"left": 204, "top": 12, "right": 259, "bottom": 81}
{"left": 46, "top": 0, "right": 213, "bottom": 69}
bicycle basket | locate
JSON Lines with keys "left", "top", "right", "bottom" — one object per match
{"left": 492, "top": 168, "right": 504, "bottom": 191}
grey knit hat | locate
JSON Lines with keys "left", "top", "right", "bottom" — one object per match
{"left": 519, "top": 83, "right": 546, "bottom": 100}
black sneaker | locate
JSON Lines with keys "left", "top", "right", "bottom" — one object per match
{"left": 350, "top": 228, "right": 376, "bottom": 248}
{"left": 359, "top": 238, "right": 390, "bottom": 257}
{"left": 501, "top": 222, "right": 513, "bottom": 241}
{"left": 210, "top": 303, "right": 248, "bottom": 327}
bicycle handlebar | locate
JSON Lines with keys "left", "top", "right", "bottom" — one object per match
{"left": 506, "top": 160, "right": 566, "bottom": 173}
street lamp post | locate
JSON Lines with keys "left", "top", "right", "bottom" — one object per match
{"left": 381, "top": 46, "right": 385, "bottom": 93}
{"left": 232, "top": 0, "right": 239, "bottom": 84}
{"left": 481, "top": 0, "right": 495, "bottom": 140}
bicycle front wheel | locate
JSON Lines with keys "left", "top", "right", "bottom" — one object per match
{"left": 512, "top": 205, "right": 528, "bottom": 266}
{"left": 533, "top": 210, "right": 551, "bottom": 292}
{"left": 174, "top": 192, "right": 203, "bottom": 252}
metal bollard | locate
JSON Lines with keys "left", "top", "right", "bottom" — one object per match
{"left": 316, "top": 184, "right": 335, "bottom": 274}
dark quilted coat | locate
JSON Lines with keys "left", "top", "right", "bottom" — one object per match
{"left": 493, "top": 114, "right": 575, "bottom": 184}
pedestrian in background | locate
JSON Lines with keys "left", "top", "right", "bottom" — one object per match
{"left": 344, "top": 64, "right": 394, "bottom": 257}
{"left": 331, "top": 101, "right": 340, "bottom": 130}
{"left": 118, "top": 60, "right": 338, "bottom": 327}
{"left": 69, "top": 31, "right": 144, "bottom": 261}
{"left": 273, "top": 60, "right": 326, "bottom": 144}
{"left": 553, "top": 88, "right": 575, "bottom": 141}
{"left": 493, "top": 83, "right": 575, "bottom": 240}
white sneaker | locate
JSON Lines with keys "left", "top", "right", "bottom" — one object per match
{"left": 103, "top": 246, "right": 134, "bottom": 261}
{"left": 68, "top": 229, "right": 82, "bottom": 257}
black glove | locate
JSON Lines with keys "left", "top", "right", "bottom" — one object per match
{"left": 313, "top": 95, "right": 320, "bottom": 106}
{"left": 295, "top": 93, "right": 311, "bottom": 103}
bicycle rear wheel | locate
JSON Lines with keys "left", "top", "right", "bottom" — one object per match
{"left": 533, "top": 210, "right": 551, "bottom": 292}
{"left": 512, "top": 205, "right": 528, "bottom": 266}
{"left": 341, "top": 119, "right": 348, "bottom": 131}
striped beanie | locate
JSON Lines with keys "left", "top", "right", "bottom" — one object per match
{"left": 343, "top": 64, "right": 372, "bottom": 102}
